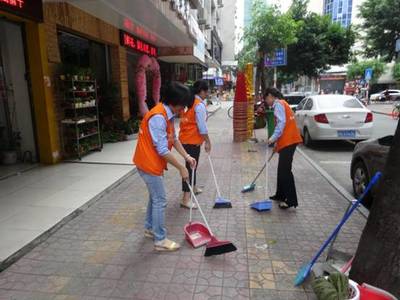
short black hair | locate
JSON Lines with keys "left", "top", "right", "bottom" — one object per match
{"left": 264, "top": 87, "right": 283, "bottom": 99}
{"left": 192, "top": 80, "right": 209, "bottom": 95}
{"left": 161, "top": 81, "right": 191, "bottom": 107}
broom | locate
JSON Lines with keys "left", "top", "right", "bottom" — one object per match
{"left": 294, "top": 172, "right": 382, "bottom": 286}
{"left": 241, "top": 151, "right": 275, "bottom": 193}
{"left": 208, "top": 154, "right": 232, "bottom": 208}
{"left": 186, "top": 180, "right": 237, "bottom": 256}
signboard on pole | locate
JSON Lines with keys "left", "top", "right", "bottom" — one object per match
{"left": 364, "top": 68, "right": 373, "bottom": 82}
{"left": 264, "top": 48, "right": 287, "bottom": 67}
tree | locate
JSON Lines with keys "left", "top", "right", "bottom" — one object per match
{"left": 346, "top": 59, "right": 386, "bottom": 84}
{"left": 279, "top": 0, "right": 355, "bottom": 83}
{"left": 238, "top": 1, "right": 298, "bottom": 94}
{"left": 358, "top": 0, "right": 400, "bottom": 62}
{"left": 393, "top": 62, "right": 400, "bottom": 82}
{"left": 350, "top": 120, "right": 400, "bottom": 297}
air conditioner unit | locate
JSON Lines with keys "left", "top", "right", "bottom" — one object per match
{"left": 205, "top": 24, "right": 212, "bottom": 29}
{"left": 217, "top": 0, "right": 223, "bottom": 7}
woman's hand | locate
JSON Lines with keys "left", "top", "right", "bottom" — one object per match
{"left": 205, "top": 141, "right": 211, "bottom": 153}
{"left": 185, "top": 155, "right": 197, "bottom": 169}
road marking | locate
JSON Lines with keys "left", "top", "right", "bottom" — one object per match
{"left": 319, "top": 161, "right": 351, "bottom": 165}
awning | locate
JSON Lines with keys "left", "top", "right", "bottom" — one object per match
{"left": 158, "top": 55, "right": 207, "bottom": 67}
{"left": 45, "top": 0, "right": 193, "bottom": 47}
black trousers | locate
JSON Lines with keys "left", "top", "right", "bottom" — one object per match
{"left": 182, "top": 144, "right": 201, "bottom": 192}
{"left": 275, "top": 144, "right": 298, "bottom": 207}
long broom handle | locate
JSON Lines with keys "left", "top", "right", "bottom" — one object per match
{"left": 249, "top": 152, "right": 275, "bottom": 186}
{"left": 208, "top": 154, "right": 221, "bottom": 198}
{"left": 186, "top": 179, "right": 214, "bottom": 237}
{"left": 189, "top": 167, "right": 195, "bottom": 223}
{"left": 309, "top": 172, "right": 382, "bottom": 267}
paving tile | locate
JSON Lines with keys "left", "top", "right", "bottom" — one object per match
{"left": 164, "top": 284, "right": 195, "bottom": 300}
{"left": 98, "top": 264, "right": 127, "bottom": 280}
{"left": 194, "top": 285, "right": 223, "bottom": 300}
{"left": 221, "top": 287, "right": 250, "bottom": 300}
{"left": 111, "top": 280, "right": 142, "bottom": 299}
{"left": 59, "top": 277, "right": 94, "bottom": 296}
{"left": 249, "top": 272, "right": 276, "bottom": 290}
{"left": 223, "top": 271, "right": 249, "bottom": 288}
{"left": 197, "top": 270, "right": 224, "bottom": 287}
{"left": 84, "top": 278, "right": 118, "bottom": 297}
{"left": 171, "top": 268, "right": 199, "bottom": 285}
{"left": 147, "top": 267, "right": 175, "bottom": 284}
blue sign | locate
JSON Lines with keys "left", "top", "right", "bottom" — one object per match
{"left": 215, "top": 77, "right": 224, "bottom": 86}
{"left": 396, "top": 38, "right": 400, "bottom": 52}
{"left": 365, "top": 68, "right": 373, "bottom": 81}
{"left": 264, "top": 48, "right": 287, "bottom": 67}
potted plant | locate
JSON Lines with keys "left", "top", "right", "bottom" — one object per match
{"left": 312, "top": 273, "right": 360, "bottom": 300}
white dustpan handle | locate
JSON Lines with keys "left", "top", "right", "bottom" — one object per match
{"left": 207, "top": 154, "right": 221, "bottom": 198}
{"left": 189, "top": 167, "right": 195, "bottom": 223}
{"left": 186, "top": 179, "right": 214, "bottom": 236}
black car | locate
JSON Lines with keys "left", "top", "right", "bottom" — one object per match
{"left": 350, "top": 135, "right": 392, "bottom": 208}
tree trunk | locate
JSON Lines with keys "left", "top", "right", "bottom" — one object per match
{"left": 350, "top": 120, "right": 400, "bottom": 298}
{"left": 255, "top": 51, "right": 264, "bottom": 97}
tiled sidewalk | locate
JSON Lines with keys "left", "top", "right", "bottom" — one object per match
{"left": 0, "top": 104, "right": 366, "bottom": 300}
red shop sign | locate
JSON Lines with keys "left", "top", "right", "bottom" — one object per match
{"left": 0, "top": 0, "right": 43, "bottom": 22}
{"left": 120, "top": 30, "right": 158, "bottom": 57}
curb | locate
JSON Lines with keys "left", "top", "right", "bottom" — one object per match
{"left": 0, "top": 168, "right": 137, "bottom": 272}
{"left": 297, "top": 147, "right": 369, "bottom": 219}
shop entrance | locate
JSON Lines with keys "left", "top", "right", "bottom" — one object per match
{"left": 0, "top": 19, "right": 37, "bottom": 179}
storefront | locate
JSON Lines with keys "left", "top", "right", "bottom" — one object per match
{"left": 0, "top": 0, "right": 59, "bottom": 176}
{"left": 120, "top": 30, "right": 160, "bottom": 118}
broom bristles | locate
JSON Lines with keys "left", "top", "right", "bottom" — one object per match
{"left": 204, "top": 242, "right": 237, "bottom": 257}
{"left": 213, "top": 202, "right": 232, "bottom": 208}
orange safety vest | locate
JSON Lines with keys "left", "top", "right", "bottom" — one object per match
{"left": 133, "top": 103, "right": 175, "bottom": 176}
{"left": 275, "top": 100, "right": 303, "bottom": 153}
{"left": 179, "top": 97, "right": 205, "bottom": 145}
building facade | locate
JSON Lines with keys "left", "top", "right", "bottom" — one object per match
{"left": 0, "top": 0, "right": 215, "bottom": 171}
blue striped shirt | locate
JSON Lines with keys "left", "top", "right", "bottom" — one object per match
{"left": 194, "top": 95, "right": 208, "bottom": 135}
{"left": 270, "top": 100, "right": 286, "bottom": 143}
{"left": 148, "top": 104, "right": 176, "bottom": 156}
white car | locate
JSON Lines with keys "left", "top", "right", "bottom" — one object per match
{"left": 370, "top": 89, "right": 400, "bottom": 102}
{"left": 295, "top": 95, "right": 373, "bottom": 146}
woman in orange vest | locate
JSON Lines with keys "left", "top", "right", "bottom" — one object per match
{"left": 264, "top": 87, "right": 303, "bottom": 209}
{"left": 179, "top": 80, "right": 211, "bottom": 208}
{"left": 133, "top": 82, "right": 196, "bottom": 252}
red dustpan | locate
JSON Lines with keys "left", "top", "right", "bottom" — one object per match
{"left": 184, "top": 168, "right": 212, "bottom": 248}
{"left": 184, "top": 221, "right": 212, "bottom": 248}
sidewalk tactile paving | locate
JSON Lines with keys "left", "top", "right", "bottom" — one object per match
{"left": 0, "top": 105, "right": 367, "bottom": 299}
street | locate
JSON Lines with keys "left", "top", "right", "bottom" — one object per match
{"left": 299, "top": 113, "right": 398, "bottom": 197}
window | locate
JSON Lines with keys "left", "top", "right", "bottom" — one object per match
{"left": 58, "top": 31, "right": 111, "bottom": 89}
{"left": 304, "top": 99, "right": 314, "bottom": 110}
{"left": 317, "top": 97, "right": 363, "bottom": 109}
{"left": 296, "top": 98, "right": 307, "bottom": 111}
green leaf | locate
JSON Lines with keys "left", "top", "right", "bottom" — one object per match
{"left": 312, "top": 277, "right": 340, "bottom": 300}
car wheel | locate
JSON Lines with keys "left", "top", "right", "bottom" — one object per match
{"left": 352, "top": 160, "right": 373, "bottom": 208}
{"left": 303, "top": 128, "right": 313, "bottom": 147}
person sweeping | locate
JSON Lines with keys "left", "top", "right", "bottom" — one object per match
{"left": 264, "top": 87, "right": 303, "bottom": 209}
{"left": 133, "top": 82, "right": 196, "bottom": 252}
{"left": 179, "top": 80, "right": 211, "bottom": 209}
